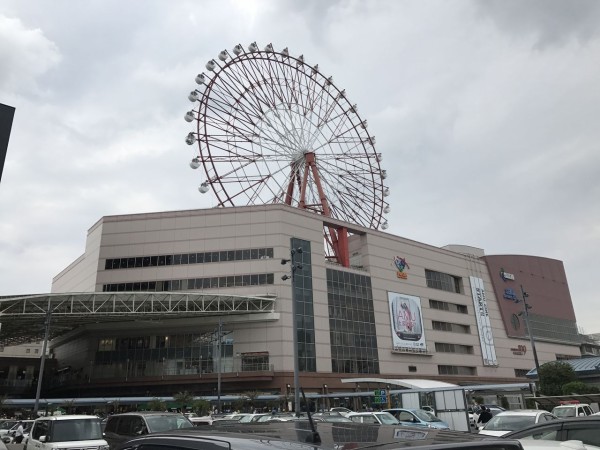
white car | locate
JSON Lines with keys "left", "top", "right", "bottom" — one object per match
{"left": 479, "top": 410, "right": 557, "bottom": 437}
{"left": 552, "top": 404, "right": 595, "bottom": 418}
{"left": 519, "top": 440, "right": 600, "bottom": 450}
{"left": 348, "top": 412, "right": 400, "bottom": 425}
{"left": 329, "top": 407, "right": 353, "bottom": 418}
{"left": 26, "top": 415, "right": 108, "bottom": 450}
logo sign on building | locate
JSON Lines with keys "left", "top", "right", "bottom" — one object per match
{"left": 500, "top": 268, "right": 515, "bottom": 281}
{"left": 503, "top": 288, "right": 518, "bottom": 301}
{"left": 511, "top": 344, "right": 527, "bottom": 356}
{"left": 469, "top": 276, "right": 498, "bottom": 366}
{"left": 388, "top": 292, "right": 427, "bottom": 351}
{"left": 394, "top": 256, "right": 410, "bottom": 279}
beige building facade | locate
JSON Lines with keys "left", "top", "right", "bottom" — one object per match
{"left": 47, "top": 204, "right": 581, "bottom": 398}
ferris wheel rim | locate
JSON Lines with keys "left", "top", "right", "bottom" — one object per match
{"left": 186, "top": 43, "right": 389, "bottom": 231}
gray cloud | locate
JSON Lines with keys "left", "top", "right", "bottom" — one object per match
{"left": 0, "top": 0, "right": 598, "bottom": 333}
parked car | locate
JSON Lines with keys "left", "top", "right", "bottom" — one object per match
{"left": 551, "top": 404, "right": 595, "bottom": 418}
{"left": 2, "top": 420, "right": 34, "bottom": 444}
{"left": 25, "top": 414, "right": 108, "bottom": 450}
{"left": 383, "top": 408, "right": 450, "bottom": 430}
{"left": 0, "top": 420, "right": 18, "bottom": 437}
{"left": 479, "top": 410, "right": 557, "bottom": 437}
{"left": 104, "top": 412, "right": 193, "bottom": 449}
{"left": 503, "top": 416, "right": 600, "bottom": 447}
{"left": 117, "top": 422, "right": 523, "bottom": 450}
{"left": 328, "top": 407, "right": 353, "bottom": 417}
{"left": 473, "top": 404, "right": 506, "bottom": 428}
{"left": 347, "top": 411, "right": 400, "bottom": 425}
{"left": 311, "top": 412, "right": 352, "bottom": 423}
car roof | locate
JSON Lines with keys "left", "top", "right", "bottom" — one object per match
{"left": 109, "top": 411, "right": 186, "bottom": 417}
{"left": 124, "top": 421, "right": 494, "bottom": 449}
{"left": 36, "top": 415, "right": 99, "bottom": 421}
{"left": 493, "top": 410, "right": 548, "bottom": 417}
{"left": 503, "top": 416, "right": 600, "bottom": 439}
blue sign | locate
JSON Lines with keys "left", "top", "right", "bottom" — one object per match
{"left": 503, "top": 288, "right": 518, "bottom": 301}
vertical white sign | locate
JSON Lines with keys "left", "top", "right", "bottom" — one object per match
{"left": 388, "top": 292, "right": 427, "bottom": 351}
{"left": 469, "top": 276, "right": 498, "bottom": 366}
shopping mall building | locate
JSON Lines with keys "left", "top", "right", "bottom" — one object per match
{"left": 2, "top": 203, "right": 570, "bottom": 399}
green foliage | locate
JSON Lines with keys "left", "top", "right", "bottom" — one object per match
{"left": 473, "top": 396, "right": 484, "bottom": 405}
{"left": 173, "top": 391, "right": 194, "bottom": 410}
{"left": 191, "top": 399, "right": 211, "bottom": 416}
{"left": 539, "top": 361, "right": 576, "bottom": 396}
{"left": 146, "top": 398, "right": 167, "bottom": 412}
{"left": 525, "top": 398, "right": 537, "bottom": 409}
{"left": 562, "top": 381, "right": 599, "bottom": 395}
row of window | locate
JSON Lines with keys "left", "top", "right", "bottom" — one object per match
{"left": 432, "top": 320, "right": 471, "bottom": 334}
{"left": 104, "top": 248, "right": 274, "bottom": 270}
{"left": 434, "top": 342, "right": 474, "bottom": 354}
{"left": 438, "top": 365, "right": 477, "bottom": 376}
{"left": 102, "top": 273, "right": 275, "bottom": 292}
{"left": 425, "top": 269, "right": 462, "bottom": 293}
{"left": 429, "top": 299, "right": 468, "bottom": 314}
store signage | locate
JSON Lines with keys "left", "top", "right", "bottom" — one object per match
{"left": 511, "top": 345, "right": 527, "bottom": 356}
{"left": 469, "top": 276, "right": 498, "bottom": 366}
{"left": 503, "top": 288, "right": 518, "bottom": 301}
{"left": 373, "top": 389, "right": 387, "bottom": 404}
{"left": 500, "top": 268, "right": 515, "bottom": 281}
{"left": 394, "top": 256, "right": 409, "bottom": 279}
{"left": 388, "top": 292, "right": 427, "bottom": 351}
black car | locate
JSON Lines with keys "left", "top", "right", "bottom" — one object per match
{"left": 116, "top": 421, "right": 525, "bottom": 450}
{"left": 104, "top": 411, "right": 193, "bottom": 449}
{"left": 502, "top": 416, "right": 600, "bottom": 447}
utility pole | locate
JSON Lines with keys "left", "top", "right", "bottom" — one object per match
{"left": 281, "top": 246, "right": 303, "bottom": 416}
{"left": 33, "top": 298, "right": 52, "bottom": 415}
{"left": 519, "top": 285, "right": 541, "bottom": 382}
{"left": 217, "top": 318, "right": 223, "bottom": 414}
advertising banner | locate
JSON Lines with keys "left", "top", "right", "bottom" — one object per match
{"left": 388, "top": 292, "right": 427, "bottom": 351}
{"left": 469, "top": 276, "right": 498, "bottom": 366}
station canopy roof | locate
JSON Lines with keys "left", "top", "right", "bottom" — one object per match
{"left": 527, "top": 356, "right": 600, "bottom": 378}
{"left": 0, "top": 292, "right": 276, "bottom": 346}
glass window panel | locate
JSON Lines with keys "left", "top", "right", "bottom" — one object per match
{"left": 250, "top": 249, "right": 258, "bottom": 259}
{"left": 173, "top": 254, "right": 182, "bottom": 265}
{"left": 211, "top": 252, "right": 219, "bottom": 262}
{"left": 158, "top": 256, "right": 166, "bottom": 266}
{"left": 242, "top": 249, "right": 251, "bottom": 260}
{"left": 197, "top": 253, "right": 204, "bottom": 263}
{"left": 189, "top": 253, "right": 197, "bottom": 264}
{"left": 150, "top": 256, "right": 158, "bottom": 266}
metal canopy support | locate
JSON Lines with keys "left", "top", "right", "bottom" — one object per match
{"left": 0, "top": 292, "right": 276, "bottom": 346}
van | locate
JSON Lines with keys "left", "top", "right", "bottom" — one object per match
{"left": 26, "top": 415, "right": 108, "bottom": 450}
{"left": 551, "top": 403, "right": 594, "bottom": 418}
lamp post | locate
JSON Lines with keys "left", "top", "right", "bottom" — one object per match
{"left": 33, "top": 299, "right": 52, "bottom": 416}
{"left": 281, "top": 246, "right": 303, "bottom": 416}
{"left": 518, "top": 285, "right": 541, "bottom": 382}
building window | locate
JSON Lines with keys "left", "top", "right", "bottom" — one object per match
{"left": 514, "top": 369, "right": 530, "bottom": 378}
{"left": 432, "top": 321, "right": 471, "bottom": 334}
{"left": 425, "top": 270, "right": 461, "bottom": 293}
{"left": 408, "top": 365, "right": 417, "bottom": 373}
{"left": 105, "top": 247, "right": 274, "bottom": 270}
{"left": 26, "top": 348, "right": 31, "bottom": 353}
{"left": 102, "top": 272, "right": 275, "bottom": 292}
{"left": 327, "top": 268, "right": 379, "bottom": 375}
{"left": 429, "top": 299, "right": 468, "bottom": 314}
{"left": 292, "top": 238, "right": 316, "bottom": 373}
{"left": 34, "top": 349, "right": 39, "bottom": 354}
{"left": 438, "top": 365, "right": 476, "bottom": 376}
{"left": 241, "top": 353, "right": 270, "bottom": 372}
{"left": 555, "top": 354, "right": 577, "bottom": 361}
{"left": 435, "top": 342, "right": 474, "bottom": 354}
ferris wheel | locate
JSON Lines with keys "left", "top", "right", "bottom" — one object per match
{"left": 184, "top": 42, "right": 389, "bottom": 266}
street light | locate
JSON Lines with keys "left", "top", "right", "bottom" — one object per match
{"left": 516, "top": 285, "right": 541, "bottom": 383}
{"left": 281, "top": 246, "right": 303, "bottom": 416}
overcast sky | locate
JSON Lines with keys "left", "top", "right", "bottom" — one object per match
{"left": 1, "top": 0, "right": 598, "bottom": 333}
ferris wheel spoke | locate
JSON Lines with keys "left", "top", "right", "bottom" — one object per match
{"left": 186, "top": 45, "right": 387, "bottom": 241}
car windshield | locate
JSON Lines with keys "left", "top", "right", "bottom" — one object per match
{"left": 413, "top": 410, "right": 441, "bottom": 422}
{"left": 50, "top": 419, "right": 103, "bottom": 442}
{"left": 145, "top": 415, "right": 193, "bottom": 432}
{"left": 377, "top": 413, "right": 400, "bottom": 425}
{"left": 1, "top": 421, "right": 18, "bottom": 429}
{"left": 553, "top": 408, "right": 576, "bottom": 418}
{"left": 484, "top": 415, "right": 536, "bottom": 432}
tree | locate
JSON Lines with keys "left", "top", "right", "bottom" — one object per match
{"left": 146, "top": 398, "right": 167, "bottom": 411}
{"left": 191, "top": 399, "right": 211, "bottom": 416}
{"left": 538, "top": 361, "right": 576, "bottom": 396}
{"left": 173, "top": 391, "right": 194, "bottom": 412}
{"left": 562, "top": 381, "right": 600, "bottom": 395}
